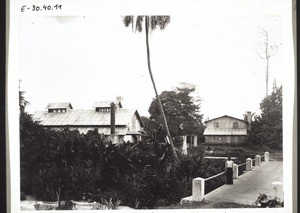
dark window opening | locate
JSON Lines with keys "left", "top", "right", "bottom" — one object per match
{"left": 233, "top": 122, "right": 238, "bottom": 128}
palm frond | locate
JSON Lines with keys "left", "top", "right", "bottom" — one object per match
{"left": 123, "top": 16, "right": 134, "bottom": 27}
{"left": 135, "top": 16, "right": 144, "bottom": 33}
{"left": 150, "top": 16, "right": 170, "bottom": 31}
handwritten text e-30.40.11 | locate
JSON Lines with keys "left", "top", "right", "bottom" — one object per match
{"left": 21, "top": 4, "right": 62, "bottom": 12}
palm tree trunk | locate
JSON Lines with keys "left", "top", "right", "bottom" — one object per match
{"left": 144, "top": 16, "right": 179, "bottom": 163}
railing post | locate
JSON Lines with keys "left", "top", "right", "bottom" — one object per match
{"left": 192, "top": 177, "right": 205, "bottom": 201}
{"left": 246, "top": 158, "right": 252, "bottom": 171}
{"left": 272, "top": 181, "right": 283, "bottom": 201}
{"left": 264, "top": 151, "right": 269, "bottom": 162}
{"left": 233, "top": 164, "right": 238, "bottom": 179}
{"left": 255, "top": 155, "right": 261, "bottom": 166}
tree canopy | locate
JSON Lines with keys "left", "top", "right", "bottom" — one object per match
{"left": 248, "top": 83, "right": 282, "bottom": 149}
{"left": 147, "top": 83, "right": 204, "bottom": 138}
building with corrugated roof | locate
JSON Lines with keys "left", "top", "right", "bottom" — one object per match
{"left": 32, "top": 99, "right": 144, "bottom": 142}
{"left": 203, "top": 115, "right": 250, "bottom": 145}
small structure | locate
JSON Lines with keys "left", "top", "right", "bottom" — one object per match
{"left": 203, "top": 115, "right": 251, "bottom": 145}
{"left": 33, "top": 98, "right": 144, "bottom": 142}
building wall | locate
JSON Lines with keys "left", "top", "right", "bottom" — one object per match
{"left": 205, "top": 117, "right": 247, "bottom": 129}
{"left": 205, "top": 135, "right": 246, "bottom": 144}
{"left": 128, "top": 113, "right": 142, "bottom": 132}
{"left": 204, "top": 116, "right": 247, "bottom": 145}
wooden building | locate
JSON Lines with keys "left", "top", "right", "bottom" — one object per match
{"left": 32, "top": 99, "right": 144, "bottom": 143}
{"left": 203, "top": 115, "right": 250, "bottom": 145}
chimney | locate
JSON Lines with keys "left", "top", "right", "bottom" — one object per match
{"left": 116, "top": 96, "right": 123, "bottom": 102}
{"left": 110, "top": 102, "right": 116, "bottom": 135}
{"left": 246, "top": 111, "right": 252, "bottom": 124}
{"left": 244, "top": 111, "right": 253, "bottom": 131}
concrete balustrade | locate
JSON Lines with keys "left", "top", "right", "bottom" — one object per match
{"left": 192, "top": 177, "right": 205, "bottom": 201}
{"left": 180, "top": 152, "right": 270, "bottom": 204}
{"left": 246, "top": 158, "right": 253, "bottom": 171}
{"left": 264, "top": 151, "right": 269, "bottom": 162}
{"left": 255, "top": 155, "right": 261, "bottom": 166}
{"left": 233, "top": 164, "right": 239, "bottom": 179}
{"left": 272, "top": 181, "right": 283, "bottom": 201}
{"left": 180, "top": 177, "right": 205, "bottom": 203}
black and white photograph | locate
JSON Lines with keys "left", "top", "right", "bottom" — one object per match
{"left": 7, "top": 0, "right": 295, "bottom": 212}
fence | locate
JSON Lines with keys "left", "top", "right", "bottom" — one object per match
{"left": 180, "top": 151, "right": 270, "bottom": 203}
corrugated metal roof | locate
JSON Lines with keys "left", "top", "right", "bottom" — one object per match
{"left": 93, "top": 101, "right": 122, "bottom": 108}
{"left": 46, "top": 102, "right": 73, "bottom": 109}
{"left": 33, "top": 108, "right": 138, "bottom": 126}
{"left": 203, "top": 128, "right": 247, "bottom": 136}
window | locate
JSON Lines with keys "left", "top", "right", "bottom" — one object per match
{"left": 214, "top": 122, "right": 219, "bottom": 128}
{"left": 233, "top": 122, "right": 238, "bottom": 128}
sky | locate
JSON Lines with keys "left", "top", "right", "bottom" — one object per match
{"left": 19, "top": 15, "right": 283, "bottom": 120}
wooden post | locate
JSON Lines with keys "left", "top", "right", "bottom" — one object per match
{"left": 233, "top": 164, "right": 239, "bottom": 179}
{"left": 246, "top": 158, "right": 252, "bottom": 171}
{"left": 182, "top": 135, "right": 187, "bottom": 155}
{"left": 255, "top": 155, "right": 261, "bottom": 166}
{"left": 192, "top": 177, "right": 205, "bottom": 201}
{"left": 193, "top": 135, "right": 198, "bottom": 147}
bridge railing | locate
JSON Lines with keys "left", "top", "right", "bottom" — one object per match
{"left": 180, "top": 151, "right": 270, "bottom": 203}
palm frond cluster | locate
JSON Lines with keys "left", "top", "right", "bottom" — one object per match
{"left": 123, "top": 16, "right": 170, "bottom": 33}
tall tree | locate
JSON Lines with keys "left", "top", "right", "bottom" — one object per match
{"left": 148, "top": 83, "right": 204, "bottom": 138}
{"left": 257, "top": 29, "right": 279, "bottom": 97}
{"left": 122, "top": 16, "right": 179, "bottom": 162}
{"left": 248, "top": 83, "right": 282, "bottom": 149}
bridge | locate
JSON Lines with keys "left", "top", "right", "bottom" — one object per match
{"left": 181, "top": 152, "right": 283, "bottom": 207}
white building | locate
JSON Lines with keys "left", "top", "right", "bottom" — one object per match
{"left": 32, "top": 99, "right": 144, "bottom": 142}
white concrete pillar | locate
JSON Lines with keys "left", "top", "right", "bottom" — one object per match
{"left": 264, "top": 151, "right": 269, "bottom": 162}
{"left": 246, "top": 158, "right": 252, "bottom": 171}
{"left": 182, "top": 135, "right": 187, "bottom": 155}
{"left": 193, "top": 135, "right": 198, "bottom": 147}
{"left": 272, "top": 181, "right": 283, "bottom": 201}
{"left": 255, "top": 155, "right": 261, "bottom": 166}
{"left": 233, "top": 164, "right": 239, "bottom": 179}
{"left": 192, "top": 177, "right": 205, "bottom": 201}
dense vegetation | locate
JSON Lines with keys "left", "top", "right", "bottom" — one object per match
{"left": 248, "top": 84, "right": 282, "bottom": 150}
{"left": 20, "top": 116, "right": 225, "bottom": 208}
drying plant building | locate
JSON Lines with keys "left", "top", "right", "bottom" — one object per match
{"left": 32, "top": 99, "right": 144, "bottom": 142}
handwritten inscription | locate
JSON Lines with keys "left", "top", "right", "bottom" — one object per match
{"left": 21, "top": 4, "right": 62, "bottom": 12}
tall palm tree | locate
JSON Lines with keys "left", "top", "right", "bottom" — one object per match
{"left": 123, "top": 16, "right": 179, "bottom": 163}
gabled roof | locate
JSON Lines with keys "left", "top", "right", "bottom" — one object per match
{"left": 33, "top": 108, "right": 142, "bottom": 127}
{"left": 46, "top": 102, "right": 73, "bottom": 109}
{"left": 204, "top": 115, "right": 247, "bottom": 123}
{"left": 93, "top": 101, "right": 122, "bottom": 108}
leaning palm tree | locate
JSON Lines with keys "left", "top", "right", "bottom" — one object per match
{"left": 122, "top": 16, "right": 179, "bottom": 163}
